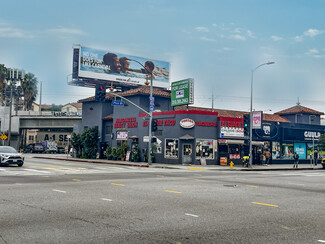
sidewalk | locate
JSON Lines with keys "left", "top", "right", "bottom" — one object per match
{"left": 33, "top": 154, "right": 324, "bottom": 171}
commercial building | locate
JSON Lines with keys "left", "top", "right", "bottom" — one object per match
{"left": 76, "top": 86, "right": 325, "bottom": 165}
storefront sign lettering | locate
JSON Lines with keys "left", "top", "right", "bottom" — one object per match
{"left": 164, "top": 119, "right": 176, "bottom": 126}
{"left": 221, "top": 121, "right": 242, "bottom": 128}
{"left": 180, "top": 118, "right": 195, "bottom": 128}
{"left": 143, "top": 119, "right": 176, "bottom": 126}
{"left": 114, "top": 117, "right": 138, "bottom": 128}
{"left": 220, "top": 127, "right": 244, "bottom": 137}
{"left": 196, "top": 121, "right": 218, "bottom": 127}
{"left": 304, "top": 131, "right": 320, "bottom": 139}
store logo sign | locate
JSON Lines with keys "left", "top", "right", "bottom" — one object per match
{"left": 180, "top": 118, "right": 195, "bottom": 129}
{"left": 304, "top": 131, "right": 320, "bottom": 139}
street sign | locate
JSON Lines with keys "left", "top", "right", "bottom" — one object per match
{"left": 0, "top": 134, "right": 8, "bottom": 140}
{"left": 112, "top": 100, "right": 125, "bottom": 106}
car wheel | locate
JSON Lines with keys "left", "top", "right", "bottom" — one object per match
{"left": 17, "top": 163, "right": 23, "bottom": 167}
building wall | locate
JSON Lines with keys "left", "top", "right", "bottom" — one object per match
{"left": 282, "top": 114, "right": 320, "bottom": 125}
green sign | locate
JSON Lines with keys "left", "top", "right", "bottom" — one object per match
{"left": 171, "top": 78, "right": 194, "bottom": 106}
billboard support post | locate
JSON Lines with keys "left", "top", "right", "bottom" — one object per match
{"left": 127, "top": 59, "right": 153, "bottom": 165}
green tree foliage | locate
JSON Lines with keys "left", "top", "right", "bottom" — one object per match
{"left": 318, "top": 133, "right": 325, "bottom": 151}
{"left": 21, "top": 72, "right": 38, "bottom": 111}
{"left": 0, "top": 64, "right": 7, "bottom": 105}
{"left": 80, "top": 127, "right": 98, "bottom": 159}
{"left": 70, "top": 132, "right": 83, "bottom": 158}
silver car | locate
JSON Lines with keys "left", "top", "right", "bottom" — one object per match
{"left": 0, "top": 146, "right": 24, "bottom": 167}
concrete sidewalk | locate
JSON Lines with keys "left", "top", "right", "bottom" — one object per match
{"left": 32, "top": 154, "right": 324, "bottom": 171}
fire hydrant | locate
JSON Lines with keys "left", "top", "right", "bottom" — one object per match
{"left": 230, "top": 161, "right": 234, "bottom": 169}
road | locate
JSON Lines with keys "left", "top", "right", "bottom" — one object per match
{"left": 0, "top": 155, "right": 325, "bottom": 244}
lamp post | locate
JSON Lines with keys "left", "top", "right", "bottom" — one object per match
{"left": 249, "top": 61, "right": 275, "bottom": 167}
{"left": 127, "top": 59, "right": 153, "bottom": 165}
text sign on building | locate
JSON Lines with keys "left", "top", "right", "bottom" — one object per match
{"left": 252, "top": 111, "right": 262, "bottom": 129}
{"left": 112, "top": 100, "right": 125, "bottom": 106}
{"left": 171, "top": 78, "right": 194, "bottom": 106}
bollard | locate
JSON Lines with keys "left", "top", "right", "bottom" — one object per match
{"left": 230, "top": 161, "right": 234, "bottom": 169}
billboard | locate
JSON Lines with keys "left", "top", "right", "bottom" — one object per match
{"left": 252, "top": 111, "right": 262, "bottom": 129}
{"left": 171, "top": 78, "right": 194, "bottom": 106}
{"left": 71, "top": 46, "right": 170, "bottom": 89}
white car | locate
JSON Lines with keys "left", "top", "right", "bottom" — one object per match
{"left": 0, "top": 146, "right": 24, "bottom": 167}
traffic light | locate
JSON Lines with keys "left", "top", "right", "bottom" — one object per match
{"left": 243, "top": 114, "right": 250, "bottom": 137}
{"left": 151, "top": 120, "right": 158, "bottom": 131}
{"left": 95, "top": 85, "right": 106, "bottom": 102}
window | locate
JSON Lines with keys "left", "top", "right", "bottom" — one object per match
{"left": 281, "top": 143, "right": 294, "bottom": 159}
{"left": 165, "top": 139, "right": 179, "bottom": 158}
{"left": 272, "top": 142, "right": 281, "bottom": 159}
{"left": 28, "top": 135, "right": 34, "bottom": 140}
{"left": 153, "top": 142, "right": 162, "bottom": 154}
{"left": 195, "top": 139, "right": 214, "bottom": 159}
{"left": 105, "top": 125, "right": 112, "bottom": 135}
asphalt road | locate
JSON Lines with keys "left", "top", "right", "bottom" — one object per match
{"left": 0, "top": 155, "right": 325, "bottom": 244}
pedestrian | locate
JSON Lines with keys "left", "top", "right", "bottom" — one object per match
{"left": 260, "top": 153, "right": 266, "bottom": 165}
{"left": 264, "top": 149, "right": 271, "bottom": 165}
{"left": 293, "top": 152, "right": 299, "bottom": 168}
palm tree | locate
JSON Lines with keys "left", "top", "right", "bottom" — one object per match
{"left": 21, "top": 72, "right": 38, "bottom": 111}
{"left": 0, "top": 64, "right": 7, "bottom": 105}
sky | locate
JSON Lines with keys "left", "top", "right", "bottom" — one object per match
{"left": 1, "top": 0, "right": 325, "bottom": 114}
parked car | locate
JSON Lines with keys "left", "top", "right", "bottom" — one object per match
{"left": 0, "top": 146, "right": 24, "bottom": 167}
{"left": 23, "top": 143, "right": 45, "bottom": 153}
{"left": 57, "top": 147, "right": 65, "bottom": 154}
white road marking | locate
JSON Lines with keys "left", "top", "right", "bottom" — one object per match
{"left": 52, "top": 189, "right": 66, "bottom": 193}
{"left": 23, "top": 168, "right": 51, "bottom": 173}
{"left": 318, "top": 240, "right": 325, "bottom": 243}
{"left": 101, "top": 198, "right": 113, "bottom": 201}
{"left": 288, "top": 183, "right": 305, "bottom": 186}
{"left": 185, "top": 213, "right": 199, "bottom": 218}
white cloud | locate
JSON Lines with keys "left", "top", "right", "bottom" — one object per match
{"left": 0, "top": 27, "right": 34, "bottom": 38}
{"left": 195, "top": 26, "right": 209, "bottom": 32}
{"left": 46, "top": 27, "right": 86, "bottom": 36}
{"left": 271, "top": 35, "right": 283, "bottom": 41}
{"left": 294, "top": 28, "right": 324, "bottom": 42}
{"left": 200, "top": 36, "right": 216, "bottom": 42}
{"left": 230, "top": 34, "right": 246, "bottom": 41}
{"left": 306, "top": 48, "right": 325, "bottom": 58}
{"left": 216, "top": 47, "right": 232, "bottom": 53}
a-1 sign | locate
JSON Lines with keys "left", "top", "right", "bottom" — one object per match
{"left": 171, "top": 78, "right": 194, "bottom": 106}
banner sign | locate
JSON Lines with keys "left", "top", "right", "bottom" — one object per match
{"left": 252, "top": 111, "right": 262, "bottom": 129}
{"left": 220, "top": 127, "right": 244, "bottom": 138}
{"left": 171, "top": 78, "right": 194, "bottom": 106}
{"left": 72, "top": 46, "right": 170, "bottom": 89}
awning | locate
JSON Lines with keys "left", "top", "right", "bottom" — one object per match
{"left": 128, "top": 136, "right": 138, "bottom": 139}
{"left": 218, "top": 139, "right": 264, "bottom": 146}
{"left": 179, "top": 134, "right": 195, "bottom": 140}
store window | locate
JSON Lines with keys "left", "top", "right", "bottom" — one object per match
{"left": 281, "top": 143, "right": 294, "bottom": 159}
{"left": 228, "top": 144, "right": 240, "bottom": 159}
{"left": 272, "top": 142, "right": 281, "bottom": 159}
{"left": 165, "top": 139, "right": 179, "bottom": 158}
{"left": 195, "top": 139, "right": 214, "bottom": 159}
{"left": 105, "top": 125, "right": 112, "bottom": 135}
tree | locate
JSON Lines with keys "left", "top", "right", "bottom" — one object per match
{"left": 318, "top": 133, "right": 325, "bottom": 151}
{"left": 21, "top": 72, "right": 38, "bottom": 111}
{"left": 0, "top": 64, "right": 7, "bottom": 105}
{"left": 80, "top": 127, "right": 98, "bottom": 159}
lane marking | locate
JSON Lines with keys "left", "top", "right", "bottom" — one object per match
{"left": 185, "top": 213, "right": 199, "bottom": 218}
{"left": 53, "top": 189, "right": 66, "bottom": 193}
{"left": 111, "top": 183, "right": 125, "bottom": 186}
{"left": 72, "top": 179, "right": 81, "bottom": 182}
{"left": 101, "top": 198, "right": 113, "bottom": 202}
{"left": 194, "top": 179, "right": 204, "bottom": 181}
{"left": 288, "top": 183, "right": 305, "bottom": 186}
{"left": 189, "top": 167, "right": 203, "bottom": 170}
{"left": 24, "top": 169, "right": 50, "bottom": 173}
{"left": 251, "top": 202, "right": 278, "bottom": 207}
{"left": 318, "top": 240, "right": 325, "bottom": 243}
{"left": 40, "top": 176, "right": 49, "bottom": 178}
{"left": 246, "top": 185, "right": 259, "bottom": 188}
{"left": 156, "top": 175, "right": 165, "bottom": 177}
{"left": 165, "top": 190, "right": 182, "bottom": 194}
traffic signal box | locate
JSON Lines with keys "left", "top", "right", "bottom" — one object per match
{"left": 243, "top": 114, "right": 250, "bottom": 138}
{"left": 95, "top": 85, "right": 106, "bottom": 102}
{"left": 151, "top": 120, "right": 158, "bottom": 132}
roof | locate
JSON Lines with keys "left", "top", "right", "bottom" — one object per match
{"left": 175, "top": 105, "right": 290, "bottom": 123}
{"left": 78, "top": 93, "right": 116, "bottom": 103}
{"left": 117, "top": 86, "right": 171, "bottom": 98}
{"left": 102, "top": 114, "right": 114, "bottom": 121}
{"left": 275, "top": 104, "right": 324, "bottom": 115}
{"left": 63, "top": 102, "right": 82, "bottom": 109}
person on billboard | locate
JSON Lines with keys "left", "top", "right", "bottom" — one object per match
{"left": 119, "top": 57, "right": 132, "bottom": 74}
{"left": 103, "top": 52, "right": 121, "bottom": 74}
{"left": 142, "top": 61, "right": 156, "bottom": 79}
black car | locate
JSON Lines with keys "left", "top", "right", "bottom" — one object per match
{"left": 0, "top": 146, "right": 24, "bottom": 167}
{"left": 23, "top": 143, "right": 45, "bottom": 153}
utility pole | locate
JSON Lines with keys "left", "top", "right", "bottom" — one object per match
{"left": 8, "top": 85, "right": 13, "bottom": 146}
{"left": 39, "top": 81, "right": 42, "bottom": 115}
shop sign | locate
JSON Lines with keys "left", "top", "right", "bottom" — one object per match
{"left": 143, "top": 119, "right": 176, "bottom": 127}
{"left": 114, "top": 117, "right": 138, "bottom": 128}
{"left": 283, "top": 128, "right": 321, "bottom": 141}
{"left": 196, "top": 121, "right": 218, "bottom": 127}
{"left": 180, "top": 118, "right": 195, "bottom": 128}
{"left": 220, "top": 127, "right": 244, "bottom": 137}
{"left": 255, "top": 122, "right": 279, "bottom": 139}
{"left": 229, "top": 154, "right": 240, "bottom": 159}
{"left": 171, "top": 78, "right": 194, "bottom": 106}
{"left": 117, "top": 131, "right": 128, "bottom": 140}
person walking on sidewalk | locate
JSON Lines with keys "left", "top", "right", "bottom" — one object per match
{"left": 264, "top": 150, "right": 271, "bottom": 165}
{"left": 293, "top": 152, "right": 299, "bottom": 168}
{"left": 314, "top": 150, "right": 318, "bottom": 166}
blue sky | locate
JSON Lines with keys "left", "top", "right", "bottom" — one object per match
{"left": 1, "top": 0, "right": 325, "bottom": 114}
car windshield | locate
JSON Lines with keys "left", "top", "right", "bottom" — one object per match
{"left": 0, "top": 146, "right": 18, "bottom": 153}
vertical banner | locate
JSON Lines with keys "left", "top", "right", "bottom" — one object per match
{"left": 252, "top": 111, "right": 262, "bottom": 129}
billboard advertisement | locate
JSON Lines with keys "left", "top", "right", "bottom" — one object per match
{"left": 72, "top": 46, "right": 170, "bottom": 88}
{"left": 171, "top": 78, "right": 194, "bottom": 106}
{"left": 252, "top": 111, "right": 262, "bottom": 129}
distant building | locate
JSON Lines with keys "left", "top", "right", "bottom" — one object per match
{"left": 61, "top": 103, "right": 82, "bottom": 114}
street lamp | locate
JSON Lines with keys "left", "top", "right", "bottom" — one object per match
{"left": 249, "top": 61, "right": 275, "bottom": 167}
{"left": 127, "top": 58, "right": 154, "bottom": 165}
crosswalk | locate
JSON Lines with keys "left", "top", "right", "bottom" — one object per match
{"left": 0, "top": 164, "right": 145, "bottom": 176}
{"left": 249, "top": 171, "right": 325, "bottom": 177}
